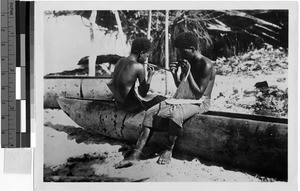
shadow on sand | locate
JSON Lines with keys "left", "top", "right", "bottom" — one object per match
{"left": 44, "top": 122, "right": 277, "bottom": 182}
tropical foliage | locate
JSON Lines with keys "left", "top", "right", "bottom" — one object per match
{"left": 45, "top": 9, "right": 288, "bottom": 66}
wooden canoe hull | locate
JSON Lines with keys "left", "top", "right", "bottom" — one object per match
{"left": 44, "top": 71, "right": 177, "bottom": 109}
{"left": 57, "top": 97, "right": 287, "bottom": 179}
{"left": 44, "top": 76, "right": 114, "bottom": 108}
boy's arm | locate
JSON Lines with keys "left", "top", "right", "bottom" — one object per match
{"left": 170, "top": 62, "right": 182, "bottom": 87}
{"left": 187, "top": 65, "right": 211, "bottom": 99}
{"left": 137, "top": 65, "right": 153, "bottom": 97}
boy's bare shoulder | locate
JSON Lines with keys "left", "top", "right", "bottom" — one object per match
{"left": 197, "top": 56, "right": 215, "bottom": 78}
{"left": 200, "top": 55, "right": 213, "bottom": 64}
{"left": 124, "top": 60, "right": 144, "bottom": 75}
{"left": 120, "top": 58, "right": 140, "bottom": 67}
{"left": 200, "top": 55, "right": 215, "bottom": 70}
{"left": 132, "top": 61, "right": 144, "bottom": 70}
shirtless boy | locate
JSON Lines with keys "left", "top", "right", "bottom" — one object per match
{"left": 112, "top": 37, "right": 166, "bottom": 113}
{"left": 115, "top": 32, "right": 216, "bottom": 168}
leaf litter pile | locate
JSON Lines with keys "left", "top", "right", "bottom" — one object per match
{"left": 211, "top": 44, "right": 288, "bottom": 118}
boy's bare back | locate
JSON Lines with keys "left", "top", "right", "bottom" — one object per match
{"left": 113, "top": 57, "right": 144, "bottom": 104}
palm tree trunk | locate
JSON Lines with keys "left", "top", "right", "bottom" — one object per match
{"left": 147, "top": 10, "right": 152, "bottom": 39}
{"left": 165, "top": 10, "right": 169, "bottom": 70}
{"left": 113, "top": 10, "right": 126, "bottom": 56}
{"left": 88, "top": 10, "right": 97, "bottom": 76}
{"left": 165, "top": 10, "right": 170, "bottom": 95}
{"left": 145, "top": 10, "right": 152, "bottom": 80}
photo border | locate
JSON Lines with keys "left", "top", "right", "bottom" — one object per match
{"left": 35, "top": 1, "right": 298, "bottom": 191}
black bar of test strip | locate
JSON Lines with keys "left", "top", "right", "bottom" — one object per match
{"left": 30, "top": 2, "right": 34, "bottom": 143}
{"left": 16, "top": 100, "right": 20, "bottom": 147}
{"left": 21, "top": 132, "right": 26, "bottom": 148}
{"left": 25, "top": 1, "right": 31, "bottom": 147}
{"left": 16, "top": 1, "right": 20, "bottom": 67}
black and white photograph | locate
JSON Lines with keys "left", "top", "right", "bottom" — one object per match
{"left": 34, "top": 1, "right": 297, "bottom": 190}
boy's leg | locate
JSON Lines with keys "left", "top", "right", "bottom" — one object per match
{"left": 134, "top": 126, "right": 152, "bottom": 156}
{"left": 114, "top": 126, "right": 151, "bottom": 169}
{"left": 157, "top": 102, "right": 209, "bottom": 165}
{"left": 114, "top": 102, "right": 162, "bottom": 169}
{"left": 157, "top": 120, "right": 181, "bottom": 165}
{"left": 157, "top": 135, "right": 177, "bottom": 165}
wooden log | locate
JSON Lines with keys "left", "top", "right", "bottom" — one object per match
{"left": 44, "top": 76, "right": 113, "bottom": 108}
{"left": 57, "top": 97, "right": 287, "bottom": 179}
{"left": 44, "top": 71, "right": 177, "bottom": 109}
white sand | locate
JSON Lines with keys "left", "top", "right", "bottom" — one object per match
{"left": 44, "top": 109, "right": 265, "bottom": 182}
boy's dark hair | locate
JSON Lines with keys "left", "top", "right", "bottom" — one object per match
{"left": 174, "top": 32, "right": 198, "bottom": 49}
{"left": 131, "top": 37, "right": 152, "bottom": 55}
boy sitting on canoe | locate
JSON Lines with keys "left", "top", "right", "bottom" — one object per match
{"left": 112, "top": 37, "right": 166, "bottom": 113}
{"left": 115, "top": 32, "right": 216, "bottom": 168}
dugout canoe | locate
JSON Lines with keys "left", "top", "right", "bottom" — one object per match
{"left": 44, "top": 71, "right": 176, "bottom": 109}
{"left": 57, "top": 96, "right": 288, "bottom": 180}
{"left": 44, "top": 76, "right": 113, "bottom": 109}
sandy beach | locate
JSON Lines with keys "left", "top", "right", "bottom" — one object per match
{"left": 44, "top": 109, "right": 279, "bottom": 182}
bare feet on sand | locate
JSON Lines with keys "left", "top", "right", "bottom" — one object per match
{"left": 114, "top": 158, "right": 138, "bottom": 169}
{"left": 114, "top": 149, "right": 141, "bottom": 169}
{"left": 157, "top": 150, "right": 172, "bottom": 165}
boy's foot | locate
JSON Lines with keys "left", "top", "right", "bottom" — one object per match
{"left": 157, "top": 150, "right": 172, "bottom": 165}
{"left": 114, "top": 149, "right": 141, "bottom": 169}
{"left": 114, "top": 159, "right": 138, "bottom": 169}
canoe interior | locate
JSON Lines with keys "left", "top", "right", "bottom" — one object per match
{"left": 61, "top": 97, "right": 288, "bottom": 124}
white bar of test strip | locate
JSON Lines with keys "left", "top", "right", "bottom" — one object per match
{"left": 16, "top": 67, "right": 21, "bottom": 100}
{"left": 21, "top": 100, "right": 26, "bottom": 133}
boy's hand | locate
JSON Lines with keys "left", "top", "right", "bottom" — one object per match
{"left": 147, "top": 65, "right": 155, "bottom": 78}
{"left": 170, "top": 61, "right": 181, "bottom": 86}
{"left": 180, "top": 59, "right": 190, "bottom": 76}
{"left": 170, "top": 62, "right": 179, "bottom": 75}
